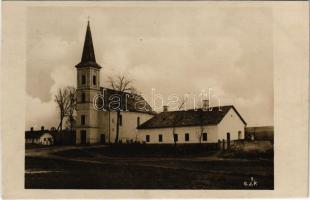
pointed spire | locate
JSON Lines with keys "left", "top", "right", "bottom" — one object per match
{"left": 81, "top": 20, "right": 96, "bottom": 62}
{"left": 76, "top": 20, "right": 101, "bottom": 69}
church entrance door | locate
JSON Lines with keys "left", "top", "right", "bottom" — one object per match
{"left": 80, "top": 130, "right": 86, "bottom": 144}
{"left": 100, "top": 134, "right": 106, "bottom": 144}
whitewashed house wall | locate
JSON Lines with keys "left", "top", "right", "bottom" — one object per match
{"left": 217, "top": 108, "right": 245, "bottom": 141}
{"left": 118, "top": 112, "right": 154, "bottom": 142}
{"left": 98, "top": 111, "right": 154, "bottom": 143}
{"left": 137, "top": 125, "right": 218, "bottom": 144}
{"left": 39, "top": 133, "right": 54, "bottom": 145}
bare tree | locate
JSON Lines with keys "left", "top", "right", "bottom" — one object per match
{"left": 65, "top": 87, "right": 77, "bottom": 133}
{"left": 108, "top": 75, "right": 134, "bottom": 93}
{"left": 54, "top": 87, "right": 76, "bottom": 133}
{"left": 107, "top": 75, "right": 135, "bottom": 143}
{"left": 55, "top": 88, "right": 70, "bottom": 132}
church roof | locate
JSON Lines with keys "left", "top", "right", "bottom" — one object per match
{"left": 76, "top": 21, "right": 101, "bottom": 69}
{"left": 138, "top": 105, "right": 246, "bottom": 129}
{"left": 98, "top": 87, "right": 156, "bottom": 115}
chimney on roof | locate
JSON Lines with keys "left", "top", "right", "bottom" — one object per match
{"left": 202, "top": 99, "right": 209, "bottom": 110}
{"left": 41, "top": 126, "right": 44, "bottom": 131}
{"left": 163, "top": 106, "right": 168, "bottom": 112}
{"left": 30, "top": 127, "right": 33, "bottom": 131}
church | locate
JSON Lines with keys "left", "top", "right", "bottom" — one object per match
{"left": 75, "top": 22, "right": 247, "bottom": 144}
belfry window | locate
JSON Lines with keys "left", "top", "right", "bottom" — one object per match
{"left": 82, "top": 75, "right": 86, "bottom": 85}
{"left": 93, "top": 75, "right": 96, "bottom": 85}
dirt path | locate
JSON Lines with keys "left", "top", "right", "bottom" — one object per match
{"left": 26, "top": 145, "right": 272, "bottom": 178}
{"left": 26, "top": 145, "right": 253, "bottom": 162}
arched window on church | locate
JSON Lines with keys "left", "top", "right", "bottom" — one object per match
{"left": 81, "top": 115, "right": 86, "bottom": 125}
{"left": 137, "top": 117, "right": 140, "bottom": 127}
{"left": 82, "top": 75, "right": 86, "bottom": 85}
{"left": 81, "top": 92, "right": 86, "bottom": 103}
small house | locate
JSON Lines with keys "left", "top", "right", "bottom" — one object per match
{"left": 25, "top": 127, "right": 54, "bottom": 146}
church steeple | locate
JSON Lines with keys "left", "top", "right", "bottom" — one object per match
{"left": 76, "top": 20, "right": 101, "bottom": 69}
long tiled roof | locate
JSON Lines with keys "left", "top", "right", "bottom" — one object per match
{"left": 138, "top": 105, "right": 246, "bottom": 129}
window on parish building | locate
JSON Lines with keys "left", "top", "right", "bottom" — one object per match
{"left": 238, "top": 131, "right": 242, "bottom": 140}
{"left": 173, "top": 134, "right": 178, "bottom": 142}
{"left": 82, "top": 75, "right": 86, "bottom": 85}
{"left": 93, "top": 75, "right": 96, "bottom": 85}
{"left": 81, "top": 115, "right": 86, "bottom": 125}
{"left": 202, "top": 133, "right": 208, "bottom": 141}
{"left": 185, "top": 133, "right": 189, "bottom": 141}
{"left": 119, "top": 115, "right": 123, "bottom": 126}
{"left": 81, "top": 92, "right": 86, "bottom": 103}
{"left": 159, "top": 134, "right": 163, "bottom": 142}
{"left": 146, "top": 135, "right": 150, "bottom": 142}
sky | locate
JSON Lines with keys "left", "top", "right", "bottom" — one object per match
{"left": 26, "top": 5, "right": 273, "bottom": 129}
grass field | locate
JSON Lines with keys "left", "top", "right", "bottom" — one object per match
{"left": 25, "top": 145, "right": 273, "bottom": 189}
